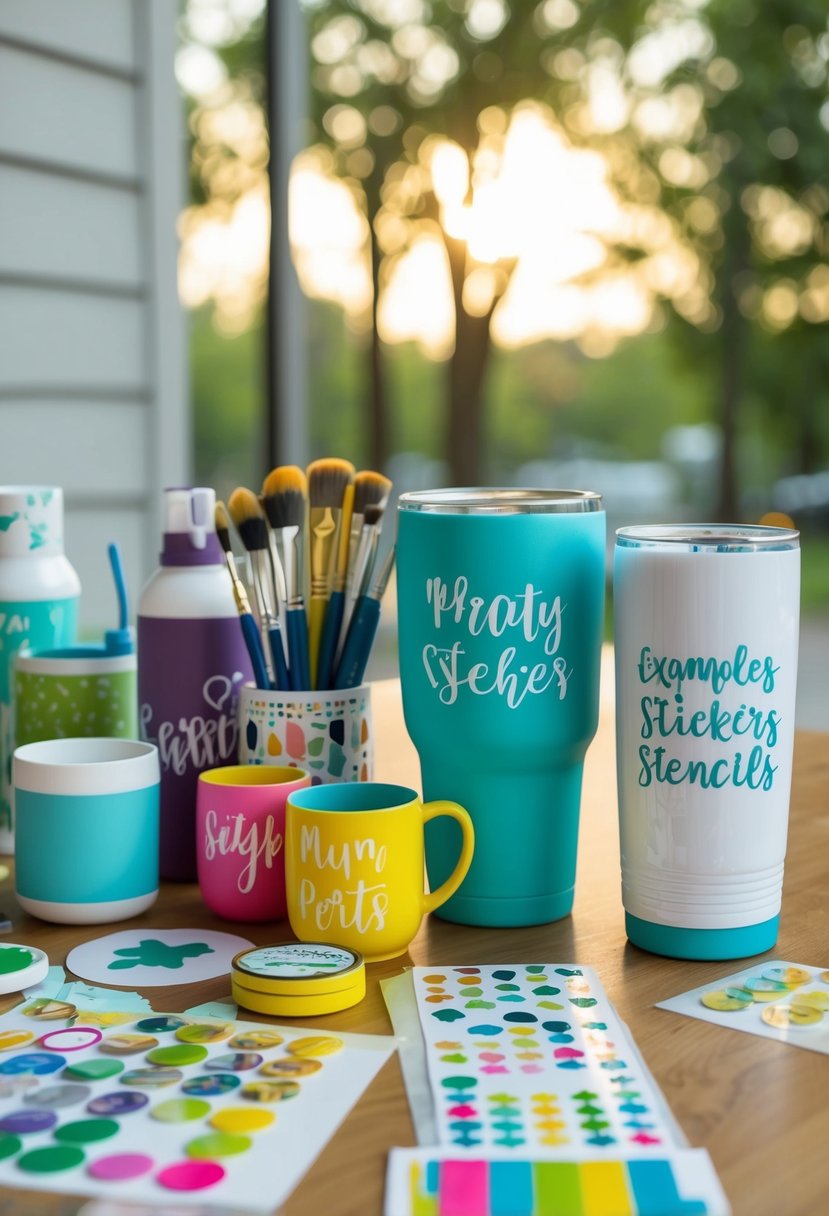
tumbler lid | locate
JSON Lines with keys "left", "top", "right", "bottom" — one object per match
{"left": 616, "top": 524, "right": 800, "bottom": 552}
{"left": 399, "top": 488, "right": 602, "bottom": 514}
{"left": 0, "top": 487, "right": 64, "bottom": 557}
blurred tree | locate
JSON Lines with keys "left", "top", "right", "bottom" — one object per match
{"left": 604, "top": 0, "right": 829, "bottom": 516}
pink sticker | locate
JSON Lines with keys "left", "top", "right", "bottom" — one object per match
{"left": 89, "top": 1153, "right": 154, "bottom": 1181}
{"left": 447, "top": 1104, "right": 478, "bottom": 1118}
{"left": 521, "top": 1064, "right": 543, "bottom": 1074}
{"left": 39, "top": 1028, "right": 102, "bottom": 1053}
{"left": 157, "top": 1160, "right": 226, "bottom": 1191}
{"left": 478, "top": 1052, "right": 505, "bottom": 1063}
{"left": 480, "top": 1065, "right": 509, "bottom": 1075}
{"left": 553, "top": 1047, "right": 584, "bottom": 1060}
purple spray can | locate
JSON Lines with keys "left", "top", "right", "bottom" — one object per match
{"left": 138, "top": 488, "right": 253, "bottom": 880}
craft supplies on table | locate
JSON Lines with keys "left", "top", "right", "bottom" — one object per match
{"left": 0, "top": 1003, "right": 394, "bottom": 1211}
{"left": 657, "top": 959, "right": 829, "bottom": 1052}
{"left": 230, "top": 942, "right": 366, "bottom": 1016}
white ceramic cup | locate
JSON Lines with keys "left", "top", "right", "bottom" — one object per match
{"left": 14, "top": 738, "right": 160, "bottom": 924}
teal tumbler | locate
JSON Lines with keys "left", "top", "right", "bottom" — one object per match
{"left": 397, "top": 489, "right": 605, "bottom": 927}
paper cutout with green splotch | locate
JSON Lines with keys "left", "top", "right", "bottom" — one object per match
{"left": 107, "top": 939, "right": 215, "bottom": 971}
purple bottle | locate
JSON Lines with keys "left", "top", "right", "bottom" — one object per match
{"left": 138, "top": 488, "right": 253, "bottom": 880}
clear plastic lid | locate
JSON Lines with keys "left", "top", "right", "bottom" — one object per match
{"left": 616, "top": 524, "right": 799, "bottom": 552}
{"left": 399, "top": 488, "right": 602, "bottom": 514}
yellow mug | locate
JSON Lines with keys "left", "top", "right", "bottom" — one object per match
{"left": 285, "top": 782, "right": 475, "bottom": 962}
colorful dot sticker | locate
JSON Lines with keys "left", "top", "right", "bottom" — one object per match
{"left": 64, "top": 1058, "right": 124, "bottom": 1082}
{"left": 241, "top": 1080, "right": 299, "bottom": 1103}
{"left": 120, "top": 1068, "right": 183, "bottom": 1089}
{"left": 39, "top": 1027, "right": 102, "bottom": 1053}
{"left": 0, "top": 1108, "right": 58, "bottom": 1135}
{"left": 186, "top": 1132, "right": 252, "bottom": 1159}
{"left": 763, "top": 967, "right": 811, "bottom": 987}
{"left": 0, "top": 1077, "right": 38, "bottom": 1099}
{"left": 229, "top": 1030, "right": 284, "bottom": 1051}
{"left": 701, "top": 989, "right": 752, "bottom": 1012}
{"left": 21, "top": 999, "right": 76, "bottom": 1021}
{"left": 88, "top": 1152, "right": 154, "bottom": 1181}
{"left": 209, "top": 1106, "right": 275, "bottom": 1134}
{"left": 54, "top": 1118, "right": 119, "bottom": 1144}
{"left": 0, "top": 1131, "right": 21, "bottom": 1160}
{"left": 151, "top": 1098, "right": 211, "bottom": 1123}
{"left": 791, "top": 991, "right": 829, "bottom": 1011}
{"left": 175, "top": 1023, "right": 233, "bottom": 1045}
{"left": 17, "top": 1145, "right": 85, "bottom": 1173}
{"left": 260, "top": 1057, "right": 322, "bottom": 1079}
{"left": 286, "top": 1035, "right": 343, "bottom": 1059}
{"left": 146, "top": 1044, "right": 208, "bottom": 1067}
{"left": 135, "top": 1016, "right": 188, "bottom": 1034}
{"left": 24, "top": 1084, "right": 90, "bottom": 1110}
{"left": 205, "top": 1052, "right": 263, "bottom": 1072}
{"left": 181, "top": 1073, "right": 241, "bottom": 1097}
{"left": 0, "top": 1030, "right": 34, "bottom": 1052}
{"left": 0, "top": 1053, "right": 65, "bottom": 1076}
{"left": 99, "top": 1034, "right": 159, "bottom": 1056}
{"left": 761, "top": 1004, "right": 822, "bottom": 1029}
{"left": 157, "top": 1159, "right": 226, "bottom": 1191}
{"left": 87, "top": 1091, "right": 149, "bottom": 1116}
{"left": 742, "top": 977, "right": 788, "bottom": 994}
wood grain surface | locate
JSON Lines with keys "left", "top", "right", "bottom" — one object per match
{"left": 0, "top": 676, "right": 826, "bottom": 1216}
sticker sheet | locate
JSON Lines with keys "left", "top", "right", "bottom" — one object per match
{"left": 414, "top": 965, "right": 679, "bottom": 1154}
{"left": 385, "top": 1146, "right": 732, "bottom": 1216}
{"left": 0, "top": 1004, "right": 394, "bottom": 1212}
{"left": 657, "top": 959, "right": 829, "bottom": 1052}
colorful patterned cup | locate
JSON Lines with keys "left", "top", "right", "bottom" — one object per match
{"left": 285, "top": 782, "right": 475, "bottom": 961}
{"left": 238, "top": 684, "right": 373, "bottom": 785}
{"left": 13, "top": 738, "right": 159, "bottom": 924}
{"left": 615, "top": 524, "right": 800, "bottom": 960}
{"left": 15, "top": 647, "right": 137, "bottom": 748}
{"left": 196, "top": 764, "right": 310, "bottom": 922}
{"left": 397, "top": 489, "right": 605, "bottom": 927}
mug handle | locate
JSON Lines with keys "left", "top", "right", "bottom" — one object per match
{"left": 421, "top": 801, "right": 475, "bottom": 915}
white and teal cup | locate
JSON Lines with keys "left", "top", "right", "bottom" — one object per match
{"left": 13, "top": 738, "right": 160, "bottom": 924}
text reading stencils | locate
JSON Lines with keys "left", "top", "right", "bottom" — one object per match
{"left": 414, "top": 966, "right": 680, "bottom": 1153}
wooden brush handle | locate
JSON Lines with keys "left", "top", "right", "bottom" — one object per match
{"left": 308, "top": 594, "right": 327, "bottom": 689}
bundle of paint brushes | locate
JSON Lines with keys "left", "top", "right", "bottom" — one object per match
{"left": 216, "top": 460, "right": 394, "bottom": 692}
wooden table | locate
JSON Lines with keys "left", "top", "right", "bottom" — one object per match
{"left": 2, "top": 677, "right": 827, "bottom": 1216}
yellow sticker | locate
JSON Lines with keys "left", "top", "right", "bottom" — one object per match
{"left": 701, "top": 989, "right": 751, "bottom": 1012}
{"left": 761, "top": 1004, "right": 822, "bottom": 1029}
{"left": 286, "top": 1035, "right": 343, "bottom": 1059}
{"left": 0, "top": 1030, "right": 34, "bottom": 1052}
{"left": 176, "top": 1023, "right": 233, "bottom": 1045}
{"left": 790, "top": 991, "right": 829, "bottom": 1011}
{"left": 229, "top": 1030, "right": 285, "bottom": 1051}
{"left": 259, "top": 1057, "right": 321, "bottom": 1078}
{"left": 20, "top": 999, "right": 76, "bottom": 1021}
{"left": 819, "top": 972, "right": 829, "bottom": 985}
{"left": 209, "top": 1107, "right": 275, "bottom": 1134}
{"left": 507, "top": 1027, "right": 536, "bottom": 1037}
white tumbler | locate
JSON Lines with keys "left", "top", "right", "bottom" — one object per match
{"left": 614, "top": 524, "right": 800, "bottom": 960}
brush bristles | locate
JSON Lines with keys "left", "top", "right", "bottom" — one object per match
{"left": 228, "top": 487, "right": 270, "bottom": 552}
{"left": 363, "top": 501, "right": 385, "bottom": 527}
{"left": 214, "top": 501, "right": 232, "bottom": 553}
{"left": 353, "top": 471, "right": 392, "bottom": 515}
{"left": 307, "top": 458, "right": 355, "bottom": 509}
{"left": 261, "top": 466, "right": 307, "bottom": 530}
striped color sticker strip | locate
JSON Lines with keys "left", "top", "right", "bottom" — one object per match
{"left": 386, "top": 1150, "right": 731, "bottom": 1216}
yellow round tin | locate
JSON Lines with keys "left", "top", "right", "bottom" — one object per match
{"left": 230, "top": 943, "right": 365, "bottom": 1018}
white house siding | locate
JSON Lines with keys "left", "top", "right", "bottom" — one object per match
{"left": 0, "top": 0, "right": 188, "bottom": 632}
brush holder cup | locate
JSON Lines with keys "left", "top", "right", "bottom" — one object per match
{"left": 238, "top": 684, "right": 373, "bottom": 786}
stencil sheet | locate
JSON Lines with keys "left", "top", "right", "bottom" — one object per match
{"left": 414, "top": 965, "right": 678, "bottom": 1154}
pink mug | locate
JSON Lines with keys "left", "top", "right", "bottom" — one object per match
{"left": 196, "top": 765, "right": 310, "bottom": 922}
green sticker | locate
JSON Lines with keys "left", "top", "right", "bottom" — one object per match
{"left": 54, "top": 1118, "right": 119, "bottom": 1145}
{"left": 18, "top": 1145, "right": 85, "bottom": 1173}
{"left": 151, "top": 1098, "right": 211, "bottom": 1123}
{"left": 146, "top": 1044, "right": 208, "bottom": 1067}
{"left": 63, "top": 1059, "right": 123, "bottom": 1082}
{"left": 0, "top": 1131, "right": 21, "bottom": 1160}
{"left": 185, "top": 1132, "right": 252, "bottom": 1159}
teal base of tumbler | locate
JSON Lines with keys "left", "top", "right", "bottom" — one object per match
{"left": 433, "top": 886, "right": 575, "bottom": 928}
{"left": 625, "top": 912, "right": 779, "bottom": 960}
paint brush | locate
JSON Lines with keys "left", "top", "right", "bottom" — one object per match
{"left": 315, "top": 481, "right": 354, "bottom": 690}
{"left": 340, "top": 499, "right": 387, "bottom": 653}
{"left": 228, "top": 487, "right": 290, "bottom": 691}
{"left": 337, "top": 471, "right": 391, "bottom": 660}
{"left": 307, "top": 458, "right": 355, "bottom": 688}
{"left": 261, "top": 465, "right": 311, "bottom": 691}
{"left": 215, "top": 501, "right": 270, "bottom": 691}
{"left": 333, "top": 544, "right": 395, "bottom": 689}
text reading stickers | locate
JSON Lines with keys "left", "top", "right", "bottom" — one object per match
{"left": 657, "top": 960, "right": 829, "bottom": 1054}
{"left": 414, "top": 966, "right": 681, "bottom": 1155}
{"left": 0, "top": 1008, "right": 394, "bottom": 1212}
